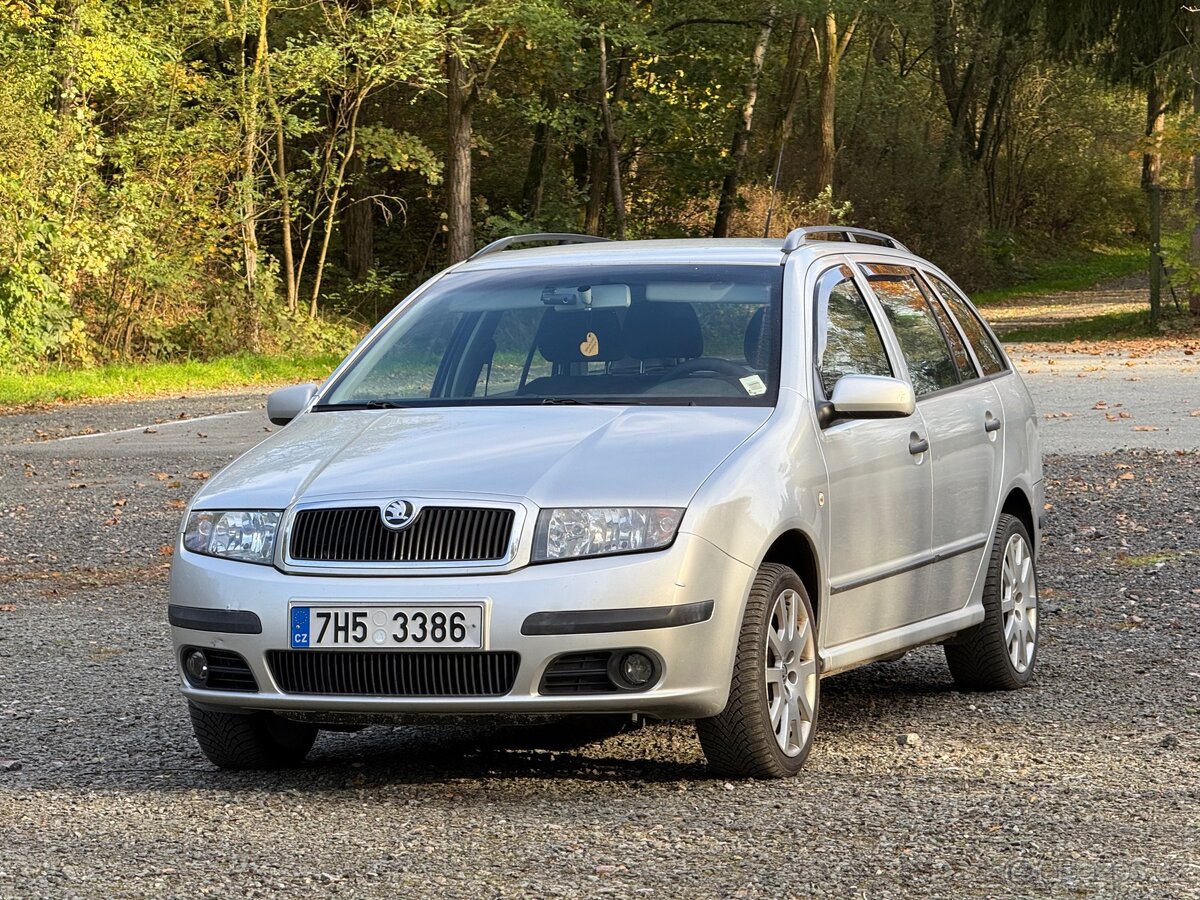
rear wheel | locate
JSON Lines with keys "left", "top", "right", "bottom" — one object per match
{"left": 945, "top": 513, "right": 1039, "bottom": 690}
{"left": 189, "top": 703, "right": 318, "bottom": 769}
{"left": 696, "top": 563, "right": 819, "bottom": 778}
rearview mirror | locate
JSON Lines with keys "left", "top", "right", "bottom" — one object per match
{"left": 822, "top": 375, "right": 915, "bottom": 426}
{"left": 267, "top": 383, "right": 318, "bottom": 426}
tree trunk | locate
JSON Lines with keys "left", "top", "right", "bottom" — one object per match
{"left": 583, "top": 145, "right": 606, "bottom": 235}
{"left": 769, "top": 14, "right": 810, "bottom": 171}
{"left": 1142, "top": 74, "right": 1165, "bottom": 190}
{"left": 310, "top": 99, "right": 363, "bottom": 314}
{"left": 343, "top": 155, "right": 374, "bottom": 279}
{"left": 811, "top": 8, "right": 860, "bottom": 220}
{"left": 237, "top": 0, "right": 270, "bottom": 350}
{"left": 1192, "top": 13, "right": 1200, "bottom": 314}
{"left": 265, "top": 65, "right": 297, "bottom": 313}
{"left": 521, "top": 118, "right": 551, "bottom": 219}
{"left": 446, "top": 49, "right": 475, "bottom": 264}
{"left": 713, "top": 9, "right": 775, "bottom": 238}
{"left": 597, "top": 27, "right": 626, "bottom": 240}
{"left": 56, "top": 0, "right": 80, "bottom": 118}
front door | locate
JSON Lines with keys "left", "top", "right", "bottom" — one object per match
{"left": 812, "top": 262, "right": 934, "bottom": 648}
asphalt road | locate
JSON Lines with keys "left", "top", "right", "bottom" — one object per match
{"left": 1, "top": 350, "right": 1198, "bottom": 898}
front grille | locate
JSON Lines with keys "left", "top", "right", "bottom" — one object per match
{"left": 540, "top": 652, "right": 618, "bottom": 695}
{"left": 267, "top": 650, "right": 520, "bottom": 697}
{"left": 289, "top": 506, "right": 515, "bottom": 563}
{"left": 190, "top": 648, "right": 258, "bottom": 692}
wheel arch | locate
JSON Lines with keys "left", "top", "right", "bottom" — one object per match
{"left": 758, "top": 529, "right": 821, "bottom": 627}
{"left": 1000, "top": 485, "right": 1035, "bottom": 551}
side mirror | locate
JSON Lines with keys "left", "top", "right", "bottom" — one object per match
{"left": 821, "top": 374, "right": 915, "bottom": 426}
{"left": 267, "top": 383, "right": 318, "bottom": 426}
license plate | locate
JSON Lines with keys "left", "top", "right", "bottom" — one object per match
{"left": 289, "top": 604, "right": 484, "bottom": 650}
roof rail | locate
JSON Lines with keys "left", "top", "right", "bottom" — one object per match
{"left": 468, "top": 232, "right": 612, "bottom": 261}
{"left": 780, "top": 226, "right": 909, "bottom": 256}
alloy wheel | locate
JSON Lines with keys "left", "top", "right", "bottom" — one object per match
{"left": 764, "top": 588, "right": 818, "bottom": 757}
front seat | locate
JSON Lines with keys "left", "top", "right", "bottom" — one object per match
{"left": 623, "top": 301, "right": 703, "bottom": 372}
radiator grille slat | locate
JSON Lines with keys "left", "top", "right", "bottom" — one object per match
{"left": 289, "top": 506, "right": 514, "bottom": 563}
{"left": 267, "top": 650, "right": 520, "bottom": 697}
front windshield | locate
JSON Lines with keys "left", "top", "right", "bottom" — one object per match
{"left": 321, "top": 264, "right": 782, "bottom": 408}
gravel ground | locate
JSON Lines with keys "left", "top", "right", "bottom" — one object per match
{"left": 1, "top": 386, "right": 1199, "bottom": 898}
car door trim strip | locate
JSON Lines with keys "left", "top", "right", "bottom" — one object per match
{"left": 829, "top": 536, "right": 988, "bottom": 595}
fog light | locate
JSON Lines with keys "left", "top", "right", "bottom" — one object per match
{"left": 185, "top": 649, "right": 209, "bottom": 685}
{"left": 619, "top": 651, "right": 655, "bottom": 687}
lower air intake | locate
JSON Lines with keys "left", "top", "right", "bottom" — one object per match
{"left": 266, "top": 650, "right": 519, "bottom": 697}
{"left": 540, "top": 651, "right": 618, "bottom": 694}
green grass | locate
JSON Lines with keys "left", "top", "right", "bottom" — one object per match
{"left": 0, "top": 352, "right": 344, "bottom": 409}
{"left": 1115, "top": 549, "right": 1192, "bottom": 568}
{"left": 998, "top": 309, "right": 1156, "bottom": 343}
{"left": 973, "top": 244, "right": 1146, "bottom": 306}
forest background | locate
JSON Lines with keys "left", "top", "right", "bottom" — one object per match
{"left": 2, "top": 0, "right": 1198, "bottom": 380}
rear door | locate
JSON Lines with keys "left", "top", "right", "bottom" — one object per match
{"left": 858, "top": 262, "right": 1003, "bottom": 616}
{"left": 811, "top": 262, "right": 934, "bottom": 648}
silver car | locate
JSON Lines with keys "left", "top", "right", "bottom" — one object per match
{"left": 170, "top": 228, "right": 1043, "bottom": 778}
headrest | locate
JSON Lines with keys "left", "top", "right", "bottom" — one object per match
{"left": 743, "top": 307, "right": 770, "bottom": 369}
{"left": 536, "top": 309, "right": 625, "bottom": 364}
{"left": 623, "top": 302, "right": 703, "bottom": 360}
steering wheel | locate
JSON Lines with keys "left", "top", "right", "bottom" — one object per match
{"left": 658, "top": 357, "right": 752, "bottom": 383}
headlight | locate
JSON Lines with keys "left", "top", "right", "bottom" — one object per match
{"left": 183, "top": 510, "right": 282, "bottom": 565}
{"left": 533, "top": 507, "right": 684, "bottom": 562}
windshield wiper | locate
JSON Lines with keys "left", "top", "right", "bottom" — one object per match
{"left": 311, "top": 399, "right": 408, "bottom": 412}
{"left": 538, "top": 397, "right": 646, "bottom": 406}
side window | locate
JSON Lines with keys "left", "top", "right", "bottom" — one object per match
{"left": 859, "top": 262, "right": 958, "bottom": 396}
{"left": 924, "top": 283, "right": 978, "bottom": 383}
{"left": 815, "top": 264, "right": 892, "bottom": 397}
{"left": 927, "top": 273, "right": 1007, "bottom": 376}
{"left": 482, "top": 307, "right": 550, "bottom": 396}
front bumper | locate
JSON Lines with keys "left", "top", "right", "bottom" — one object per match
{"left": 168, "top": 532, "right": 753, "bottom": 720}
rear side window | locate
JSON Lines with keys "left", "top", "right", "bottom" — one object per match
{"left": 925, "top": 289, "right": 978, "bottom": 383}
{"left": 926, "top": 273, "right": 1007, "bottom": 376}
{"left": 859, "top": 262, "right": 958, "bottom": 396}
{"left": 814, "top": 264, "right": 892, "bottom": 397}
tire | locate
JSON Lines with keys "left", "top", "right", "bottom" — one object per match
{"left": 945, "top": 513, "right": 1039, "bottom": 691}
{"left": 189, "top": 703, "right": 318, "bottom": 769}
{"left": 696, "top": 563, "right": 820, "bottom": 778}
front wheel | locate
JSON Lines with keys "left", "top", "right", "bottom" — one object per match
{"left": 696, "top": 563, "right": 820, "bottom": 778}
{"left": 945, "top": 513, "right": 1039, "bottom": 690}
{"left": 189, "top": 704, "right": 318, "bottom": 769}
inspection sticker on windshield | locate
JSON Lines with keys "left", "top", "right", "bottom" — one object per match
{"left": 290, "top": 603, "right": 484, "bottom": 649}
{"left": 740, "top": 375, "right": 767, "bottom": 396}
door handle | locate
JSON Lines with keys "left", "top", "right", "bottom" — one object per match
{"left": 908, "top": 434, "right": 929, "bottom": 455}
{"left": 984, "top": 415, "right": 1002, "bottom": 433}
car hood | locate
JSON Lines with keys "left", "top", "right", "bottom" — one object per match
{"left": 195, "top": 405, "right": 773, "bottom": 510}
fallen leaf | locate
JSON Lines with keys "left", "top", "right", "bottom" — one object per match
{"left": 189, "top": 471, "right": 211, "bottom": 481}
{"left": 112, "top": 498, "right": 128, "bottom": 508}
{"left": 1093, "top": 401, "right": 1108, "bottom": 410}
{"left": 0, "top": 604, "right": 15, "bottom": 613}
{"left": 1133, "top": 425, "right": 1158, "bottom": 432}
{"left": 151, "top": 472, "right": 169, "bottom": 481}
{"left": 1191, "top": 410, "right": 1200, "bottom": 417}
{"left": 196, "top": 432, "right": 207, "bottom": 439}
{"left": 158, "top": 545, "right": 174, "bottom": 557}
{"left": 1119, "top": 411, "right": 1132, "bottom": 419}
{"left": 1119, "top": 472, "right": 1135, "bottom": 480}
{"left": 166, "top": 498, "right": 186, "bottom": 510}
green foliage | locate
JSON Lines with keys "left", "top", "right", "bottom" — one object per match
{"left": 0, "top": 0, "right": 1172, "bottom": 377}
{"left": 0, "top": 352, "right": 346, "bottom": 408}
